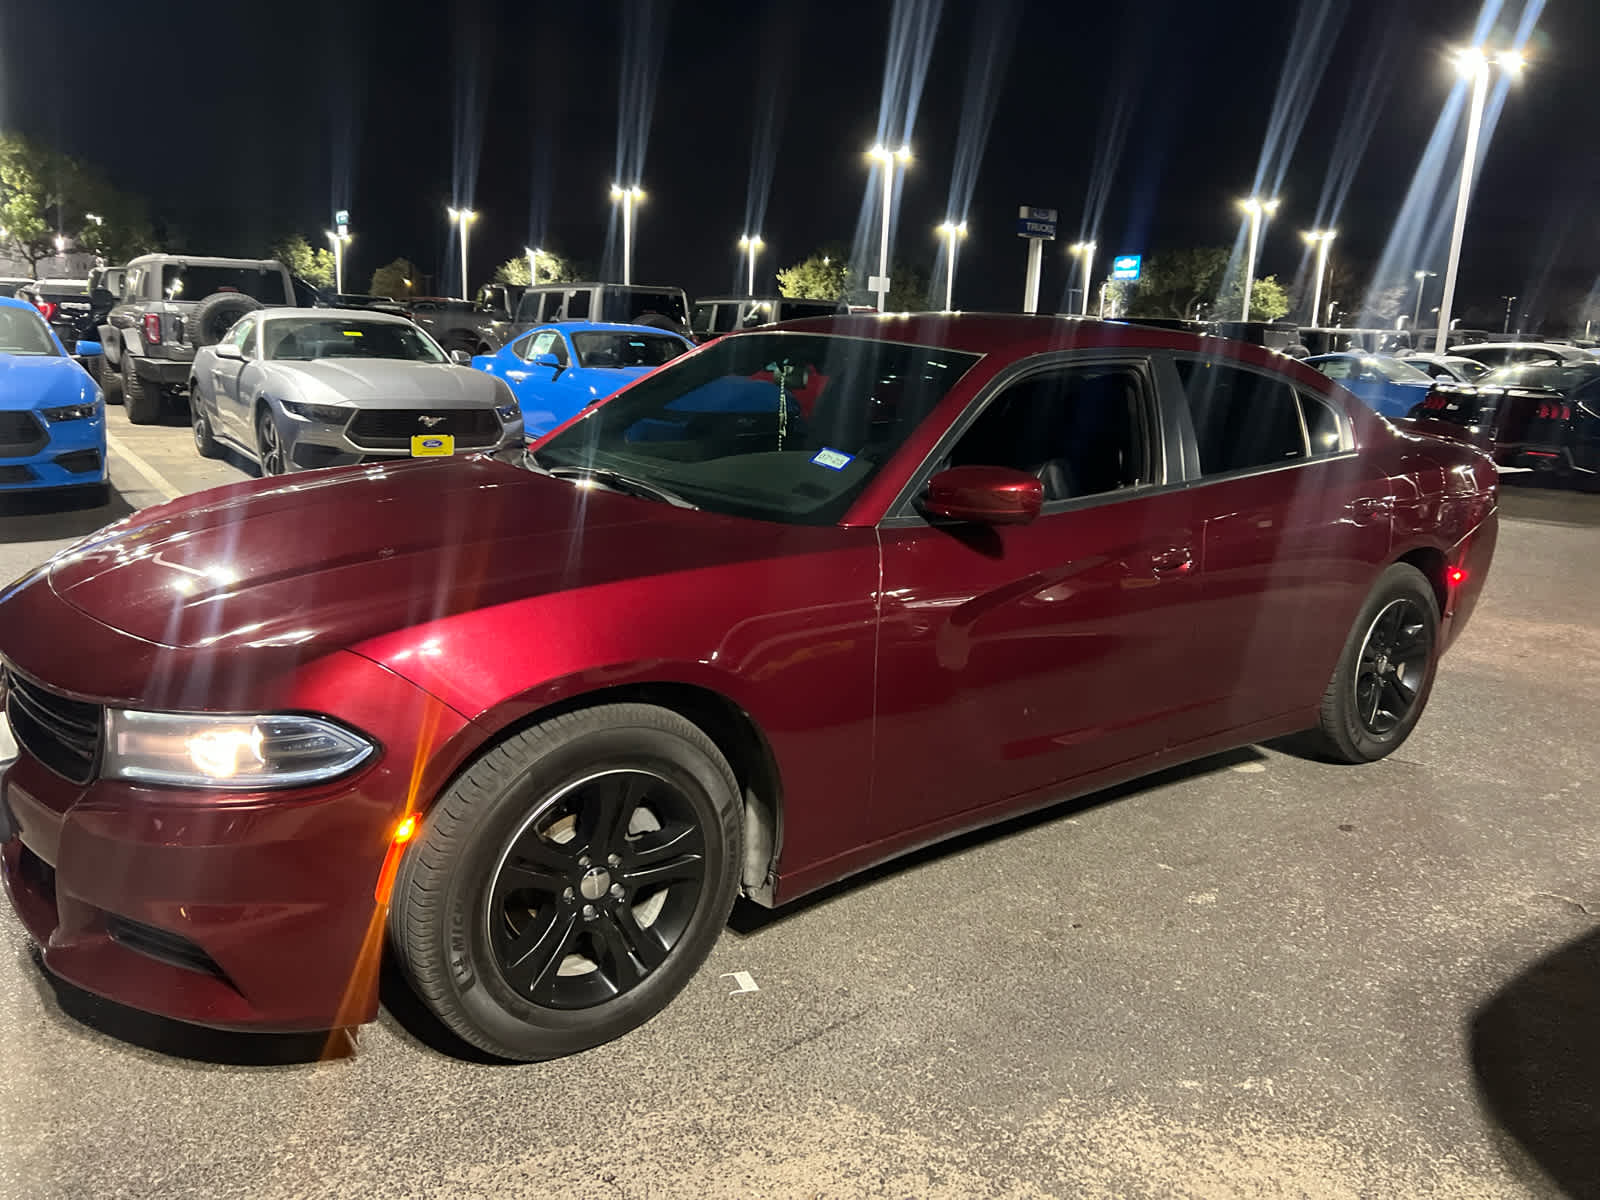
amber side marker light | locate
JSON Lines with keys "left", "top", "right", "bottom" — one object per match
{"left": 375, "top": 815, "right": 420, "bottom": 903}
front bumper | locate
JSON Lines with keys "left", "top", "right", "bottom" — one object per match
{"left": 0, "top": 652, "right": 472, "bottom": 1033}
{"left": 279, "top": 408, "right": 525, "bottom": 473}
{"left": 0, "top": 412, "right": 107, "bottom": 492}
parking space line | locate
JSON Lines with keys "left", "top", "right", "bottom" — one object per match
{"left": 105, "top": 430, "right": 182, "bottom": 502}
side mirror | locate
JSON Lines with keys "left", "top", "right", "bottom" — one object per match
{"left": 921, "top": 466, "right": 1044, "bottom": 526}
{"left": 450, "top": 349, "right": 472, "bottom": 365}
{"left": 74, "top": 340, "right": 104, "bottom": 358}
{"left": 532, "top": 353, "right": 561, "bottom": 369}
{"left": 214, "top": 342, "right": 243, "bottom": 360}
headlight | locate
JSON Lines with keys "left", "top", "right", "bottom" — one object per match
{"left": 104, "top": 710, "right": 377, "bottom": 790}
{"left": 280, "top": 400, "right": 351, "bottom": 425}
{"left": 42, "top": 399, "right": 103, "bottom": 422}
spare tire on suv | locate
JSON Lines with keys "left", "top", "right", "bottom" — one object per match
{"left": 190, "top": 292, "right": 263, "bottom": 348}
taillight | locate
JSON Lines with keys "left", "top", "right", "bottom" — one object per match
{"left": 142, "top": 312, "right": 162, "bottom": 345}
{"left": 35, "top": 301, "right": 57, "bottom": 321}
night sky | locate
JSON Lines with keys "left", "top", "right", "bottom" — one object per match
{"left": 4, "top": 0, "right": 1593, "bottom": 325}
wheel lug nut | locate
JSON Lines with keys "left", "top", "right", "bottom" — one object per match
{"left": 578, "top": 856, "right": 591, "bottom": 869}
{"left": 609, "top": 883, "right": 624, "bottom": 899}
{"left": 581, "top": 903, "right": 597, "bottom": 920}
{"left": 562, "top": 887, "right": 575, "bottom": 903}
{"left": 607, "top": 854, "right": 620, "bottom": 868}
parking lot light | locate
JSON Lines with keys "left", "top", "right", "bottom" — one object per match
{"left": 525, "top": 246, "right": 540, "bottom": 286}
{"left": 937, "top": 221, "right": 967, "bottom": 313}
{"left": 738, "top": 234, "right": 765, "bottom": 297}
{"left": 1302, "top": 229, "right": 1336, "bottom": 328}
{"left": 1436, "top": 45, "right": 1525, "bottom": 353}
{"left": 1069, "top": 241, "right": 1097, "bottom": 317}
{"left": 325, "top": 229, "right": 352, "bottom": 296}
{"left": 866, "top": 144, "right": 912, "bottom": 313}
{"left": 1237, "top": 196, "right": 1279, "bottom": 321}
{"left": 447, "top": 207, "right": 477, "bottom": 301}
{"left": 610, "top": 185, "right": 645, "bottom": 286}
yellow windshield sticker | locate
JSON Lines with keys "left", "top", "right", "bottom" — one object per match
{"left": 342, "top": 330, "right": 363, "bottom": 337}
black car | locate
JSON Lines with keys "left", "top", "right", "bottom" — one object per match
{"left": 15, "top": 278, "right": 105, "bottom": 356}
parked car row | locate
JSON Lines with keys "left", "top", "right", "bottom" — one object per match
{"left": 0, "top": 296, "right": 108, "bottom": 499}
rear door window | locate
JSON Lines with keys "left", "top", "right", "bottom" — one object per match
{"left": 1173, "top": 358, "right": 1308, "bottom": 475}
{"left": 565, "top": 290, "right": 591, "bottom": 319}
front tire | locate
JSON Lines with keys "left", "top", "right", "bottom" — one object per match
{"left": 1304, "top": 563, "right": 1440, "bottom": 763}
{"left": 123, "top": 357, "right": 159, "bottom": 424}
{"left": 388, "top": 703, "right": 743, "bottom": 1062}
{"left": 255, "top": 405, "right": 287, "bottom": 475}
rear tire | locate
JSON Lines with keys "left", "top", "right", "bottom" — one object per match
{"left": 388, "top": 703, "right": 743, "bottom": 1062}
{"left": 1301, "top": 563, "right": 1440, "bottom": 764}
{"left": 122, "top": 357, "right": 159, "bottom": 425}
{"left": 102, "top": 353, "right": 124, "bottom": 404}
{"left": 191, "top": 386, "right": 221, "bottom": 458}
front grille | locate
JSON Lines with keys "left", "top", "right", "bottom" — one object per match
{"left": 107, "top": 915, "right": 228, "bottom": 979}
{"left": 51, "top": 450, "right": 101, "bottom": 475}
{"left": 0, "top": 465, "right": 37, "bottom": 484}
{"left": 347, "top": 407, "right": 500, "bottom": 450}
{"left": 0, "top": 412, "right": 47, "bottom": 459}
{"left": 3, "top": 666, "right": 103, "bottom": 784}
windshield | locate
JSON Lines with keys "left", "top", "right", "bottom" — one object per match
{"left": 1370, "top": 357, "right": 1432, "bottom": 383}
{"left": 600, "top": 290, "right": 687, "bottom": 326}
{"left": 536, "top": 332, "right": 980, "bottom": 525}
{"left": 0, "top": 306, "right": 60, "bottom": 356}
{"left": 262, "top": 318, "right": 447, "bottom": 363}
{"left": 572, "top": 331, "right": 687, "bottom": 369}
{"left": 161, "top": 264, "right": 291, "bottom": 304}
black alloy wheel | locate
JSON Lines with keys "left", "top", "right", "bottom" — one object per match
{"left": 191, "top": 389, "right": 220, "bottom": 458}
{"left": 256, "top": 407, "right": 287, "bottom": 475}
{"left": 1352, "top": 598, "right": 1429, "bottom": 736}
{"left": 485, "top": 768, "right": 706, "bottom": 1010}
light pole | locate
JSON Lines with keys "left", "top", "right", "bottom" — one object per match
{"left": 1237, "top": 196, "right": 1279, "bottom": 321}
{"left": 1502, "top": 294, "right": 1518, "bottom": 334}
{"left": 610, "top": 184, "right": 645, "bottom": 285}
{"left": 738, "top": 234, "right": 765, "bottom": 297}
{"left": 1302, "top": 229, "right": 1336, "bottom": 327}
{"left": 525, "top": 246, "right": 540, "bottom": 286}
{"left": 1437, "top": 47, "right": 1524, "bottom": 354}
{"left": 866, "top": 143, "right": 912, "bottom": 312}
{"left": 403, "top": 277, "right": 413, "bottom": 301}
{"left": 325, "top": 230, "right": 351, "bottom": 295}
{"left": 936, "top": 221, "right": 966, "bottom": 311}
{"left": 1069, "top": 241, "right": 1097, "bottom": 316}
{"left": 1411, "top": 270, "right": 1437, "bottom": 330}
{"left": 446, "top": 206, "right": 477, "bottom": 300}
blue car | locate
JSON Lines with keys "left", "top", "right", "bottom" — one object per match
{"left": 1304, "top": 352, "right": 1435, "bottom": 418}
{"left": 0, "top": 296, "right": 107, "bottom": 497}
{"left": 472, "top": 321, "right": 693, "bottom": 438}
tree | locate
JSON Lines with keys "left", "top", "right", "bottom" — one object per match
{"left": 0, "top": 132, "right": 154, "bottom": 275}
{"left": 493, "top": 248, "right": 576, "bottom": 286}
{"left": 885, "top": 262, "right": 930, "bottom": 312}
{"left": 272, "top": 235, "right": 336, "bottom": 288}
{"left": 369, "top": 258, "right": 417, "bottom": 299}
{"left": 1113, "top": 247, "right": 1232, "bottom": 319}
{"left": 1211, "top": 274, "right": 1291, "bottom": 322}
{"left": 776, "top": 253, "right": 848, "bottom": 301}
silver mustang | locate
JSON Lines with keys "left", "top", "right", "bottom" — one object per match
{"left": 187, "top": 308, "right": 523, "bottom": 474}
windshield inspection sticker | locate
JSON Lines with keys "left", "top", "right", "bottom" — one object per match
{"left": 811, "top": 447, "right": 853, "bottom": 471}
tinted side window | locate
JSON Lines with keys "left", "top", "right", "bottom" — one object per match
{"left": 1299, "top": 390, "right": 1345, "bottom": 455}
{"left": 1174, "top": 358, "right": 1307, "bottom": 475}
{"left": 566, "top": 290, "right": 591, "bottom": 319}
{"left": 947, "top": 363, "right": 1148, "bottom": 502}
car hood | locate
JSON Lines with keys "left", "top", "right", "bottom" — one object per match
{"left": 0, "top": 355, "right": 93, "bottom": 411}
{"left": 43, "top": 457, "right": 792, "bottom": 653}
{"left": 270, "top": 359, "right": 501, "bottom": 408}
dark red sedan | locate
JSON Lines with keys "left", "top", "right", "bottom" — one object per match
{"left": 0, "top": 315, "right": 1498, "bottom": 1061}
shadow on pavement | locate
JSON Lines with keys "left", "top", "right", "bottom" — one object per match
{"left": 30, "top": 944, "right": 351, "bottom": 1067}
{"left": 376, "top": 953, "right": 513, "bottom": 1065}
{"left": 1471, "top": 923, "right": 1600, "bottom": 1198}
{"left": 729, "top": 744, "right": 1266, "bottom": 935}
{"left": 0, "top": 484, "right": 133, "bottom": 534}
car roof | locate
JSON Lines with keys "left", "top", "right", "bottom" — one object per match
{"left": 529, "top": 321, "right": 691, "bottom": 337}
{"left": 523, "top": 282, "right": 685, "bottom": 293}
{"left": 256, "top": 306, "right": 413, "bottom": 326}
{"left": 768, "top": 312, "right": 1335, "bottom": 374}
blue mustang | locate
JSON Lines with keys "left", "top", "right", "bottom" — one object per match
{"left": 472, "top": 321, "right": 693, "bottom": 438}
{"left": 0, "top": 296, "right": 107, "bottom": 498}
{"left": 1303, "top": 352, "right": 1436, "bottom": 418}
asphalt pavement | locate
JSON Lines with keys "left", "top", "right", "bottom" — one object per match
{"left": 0, "top": 404, "right": 1596, "bottom": 1199}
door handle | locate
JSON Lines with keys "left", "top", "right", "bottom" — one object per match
{"left": 1149, "top": 547, "right": 1195, "bottom": 577}
{"left": 506, "top": 370, "right": 529, "bottom": 382}
{"left": 1352, "top": 496, "right": 1390, "bottom": 522}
